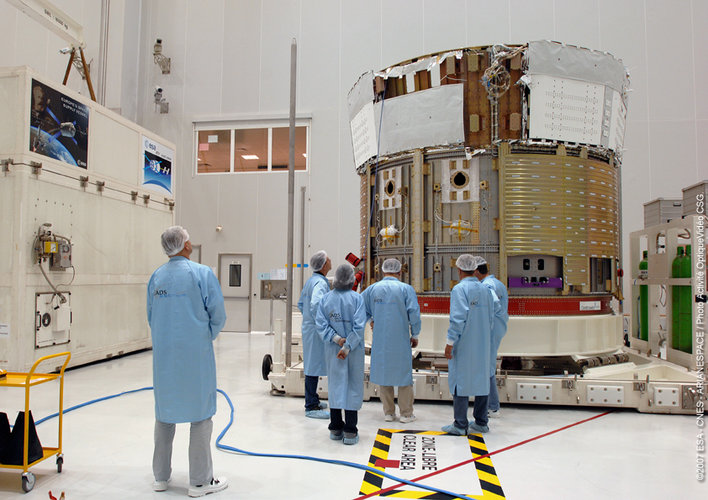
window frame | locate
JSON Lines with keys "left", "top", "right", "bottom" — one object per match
{"left": 193, "top": 117, "right": 311, "bottom": 175}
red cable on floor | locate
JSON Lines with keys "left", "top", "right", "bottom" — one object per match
{"left": 353, "top": 410, "right": 613, "bottom": 500}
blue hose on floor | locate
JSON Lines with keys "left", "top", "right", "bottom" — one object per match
{"left": 214, "top": 389, "right": 474, "bottom": 499}
{"left": 34, "top": 387, "right": 474, "bottom": 500}
{"left": 34, "top": 386, "right": 153, "bottom": 425}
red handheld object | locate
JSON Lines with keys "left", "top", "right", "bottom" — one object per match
{"left": 352, "top": 270, "right": 364, "bottom": 291}
{"left": 345, "top": 252, "right": 361, "bottom": 267}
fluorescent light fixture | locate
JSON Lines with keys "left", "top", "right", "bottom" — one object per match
{"left": 241, "top": 154, "right": 259, "bottom": 160}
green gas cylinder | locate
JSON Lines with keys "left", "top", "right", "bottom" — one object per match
{"left": 679, "top": 244, "right": 692, "bottom": 353}
{"left": 639, "top": 250, "right": 648, "bottom": 341}
{"left": 671, "top": 247, "right": 683, "bottom": 350}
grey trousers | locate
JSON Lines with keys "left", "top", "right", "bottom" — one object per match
{"left": 153, "top": 417, "right": 213, "bottom": 486}
{"left": 380, "top": 385, "right": 414, "bottom": 417}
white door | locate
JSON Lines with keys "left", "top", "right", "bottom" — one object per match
{"left": 218, "top": 253, "right": 251, "bottom": 332}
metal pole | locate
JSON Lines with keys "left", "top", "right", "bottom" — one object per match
{"left": 300, "top": 186, "right": 306, "bottom": 291}
{"left": 268, "top": 298, "right": 274, "bottom": 336}
{"left": 97, "top": 0, "right": 111, "bottom": 105}
{"left": 285, "top": 39, "right": 297, "bottom": 367}
{"left": 616, "top": 154, "right": 624, "bottom": 312}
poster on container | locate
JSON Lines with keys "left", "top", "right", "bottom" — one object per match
{"left": 141, "top": 135, "right": 174, "bottom": 195}
{"left": 29, "top": 79, "right": 89, "bottom": 168}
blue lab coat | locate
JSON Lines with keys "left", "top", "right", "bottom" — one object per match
{"left": 297, "top": 273, "right": 329, "bottom": 376}
{"left": 315, "top": 289, "right": 366, "bottom": 410}
{"left": 147, "top": 256, "right": 226, "bottom": 424}
{"left": 482, "top": 275, "right": 509, "bottom": 376}
{"left": 361, "top": 277, "right": 421, "bottom": 387}
{"left": 447, "top": 277, "right": 497, "bottom": 397}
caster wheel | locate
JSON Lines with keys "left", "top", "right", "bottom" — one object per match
{"left": 22, "top": 472, "right": 35, "bottom": 492}
{"left": 57, "top": 455, "right": 64, "bottom": 473}
{"left": 261, "top": 354, "right": 273, "bottom": 381}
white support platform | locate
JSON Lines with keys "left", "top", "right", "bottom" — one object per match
{"left": 267, "top": 307, "right": 704, "bottom": 414}
{"left": 268, "top": 348, "right": 701, "bottom": 414}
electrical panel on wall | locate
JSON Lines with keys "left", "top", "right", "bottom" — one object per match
{"left": 35, "top": 292, "right": 71, "bottom": 348}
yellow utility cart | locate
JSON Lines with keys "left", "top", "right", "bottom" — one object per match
{"left": 0, "top": 352, "right": 71, "bottom": 492}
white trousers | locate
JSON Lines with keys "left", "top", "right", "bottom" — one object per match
{"left": 153, "top": 417, "right": 213, "bottom": 486}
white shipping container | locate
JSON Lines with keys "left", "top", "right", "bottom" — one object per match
{"left": 0, "top": 66, "right": 175, "bottom": 372}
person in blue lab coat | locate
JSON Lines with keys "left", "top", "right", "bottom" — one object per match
{"left": 316, "top": 264, "right": 367, "bottom": 445}
{"left": 147, "top": 226, "right": 228, "bottom": 497}
{"left": 297, "top": 250, "right": 331, "bottom": 419}
{"left": 442, "top": 254, "right": 498, "bottom": 435}
{"left": 361, "top": 258, "right": 421, "bottom": 422}
{"left": 473, "top": 257, "right": 509, "bottom": 419}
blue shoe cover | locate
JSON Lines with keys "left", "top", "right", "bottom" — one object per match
{"left": 342, "top": 433, "right": 359, "bottom": 445}
{"left": 305, "top": 409, "right": 330, "bottom": 419}
{"left": 467, "top": 422, "right": 489, "bottom": 434}
{"left": 441, "top": 424, "right": 467, "bottom": 436}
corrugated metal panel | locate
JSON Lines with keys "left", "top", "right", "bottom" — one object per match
{"left": 501, "top": 152, "right": 619, "bottom": 288}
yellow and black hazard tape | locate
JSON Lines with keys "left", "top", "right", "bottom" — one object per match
{"left": 359, "top": 429, "right": 505, "bottom": 499}
{"left": 466, "top": 433, "right": 505, "bottom": 499}
{"left": 360, "top": 429, "right": 391, "bottom": 494}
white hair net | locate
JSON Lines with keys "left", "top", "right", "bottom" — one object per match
{"left": 475, "top": 256, "right": 487, "bottom": 267}
{"left": 161, "top": 226, "right": 189, "bottom": 256}
{"left": 310, "top": 250, "right": 328, "bottom": 272}
{"left": 455, "top": 254, "right": 478, "bottom": 272}
{"left": 382, "top": 258, "right": 402, "bottom": 273}
{"left": 333, "top": 263, "right": 356, "bottom": 290}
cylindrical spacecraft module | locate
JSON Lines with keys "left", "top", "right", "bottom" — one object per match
{"left": 348, "top": 41, "right": 629, "bottom": 359}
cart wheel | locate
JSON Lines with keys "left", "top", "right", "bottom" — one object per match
{"left": 270, "top": 386, "right": 285, "bottom": 396}
{"left": 22, "top": 472, "right": 35, "bottom": 492}
{"left": 261, "top": 354, "right": 273, "bottom": 380}
{"left": 56, "top": 455, "right": 64, "bottom": 473}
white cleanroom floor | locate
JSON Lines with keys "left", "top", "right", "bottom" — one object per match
{"left": 0, "top": 332, "right": 703, "bottom": 499}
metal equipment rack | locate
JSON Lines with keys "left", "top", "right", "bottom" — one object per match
{"left": 0, "top": 352, "right": 71, "bottom": 492}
